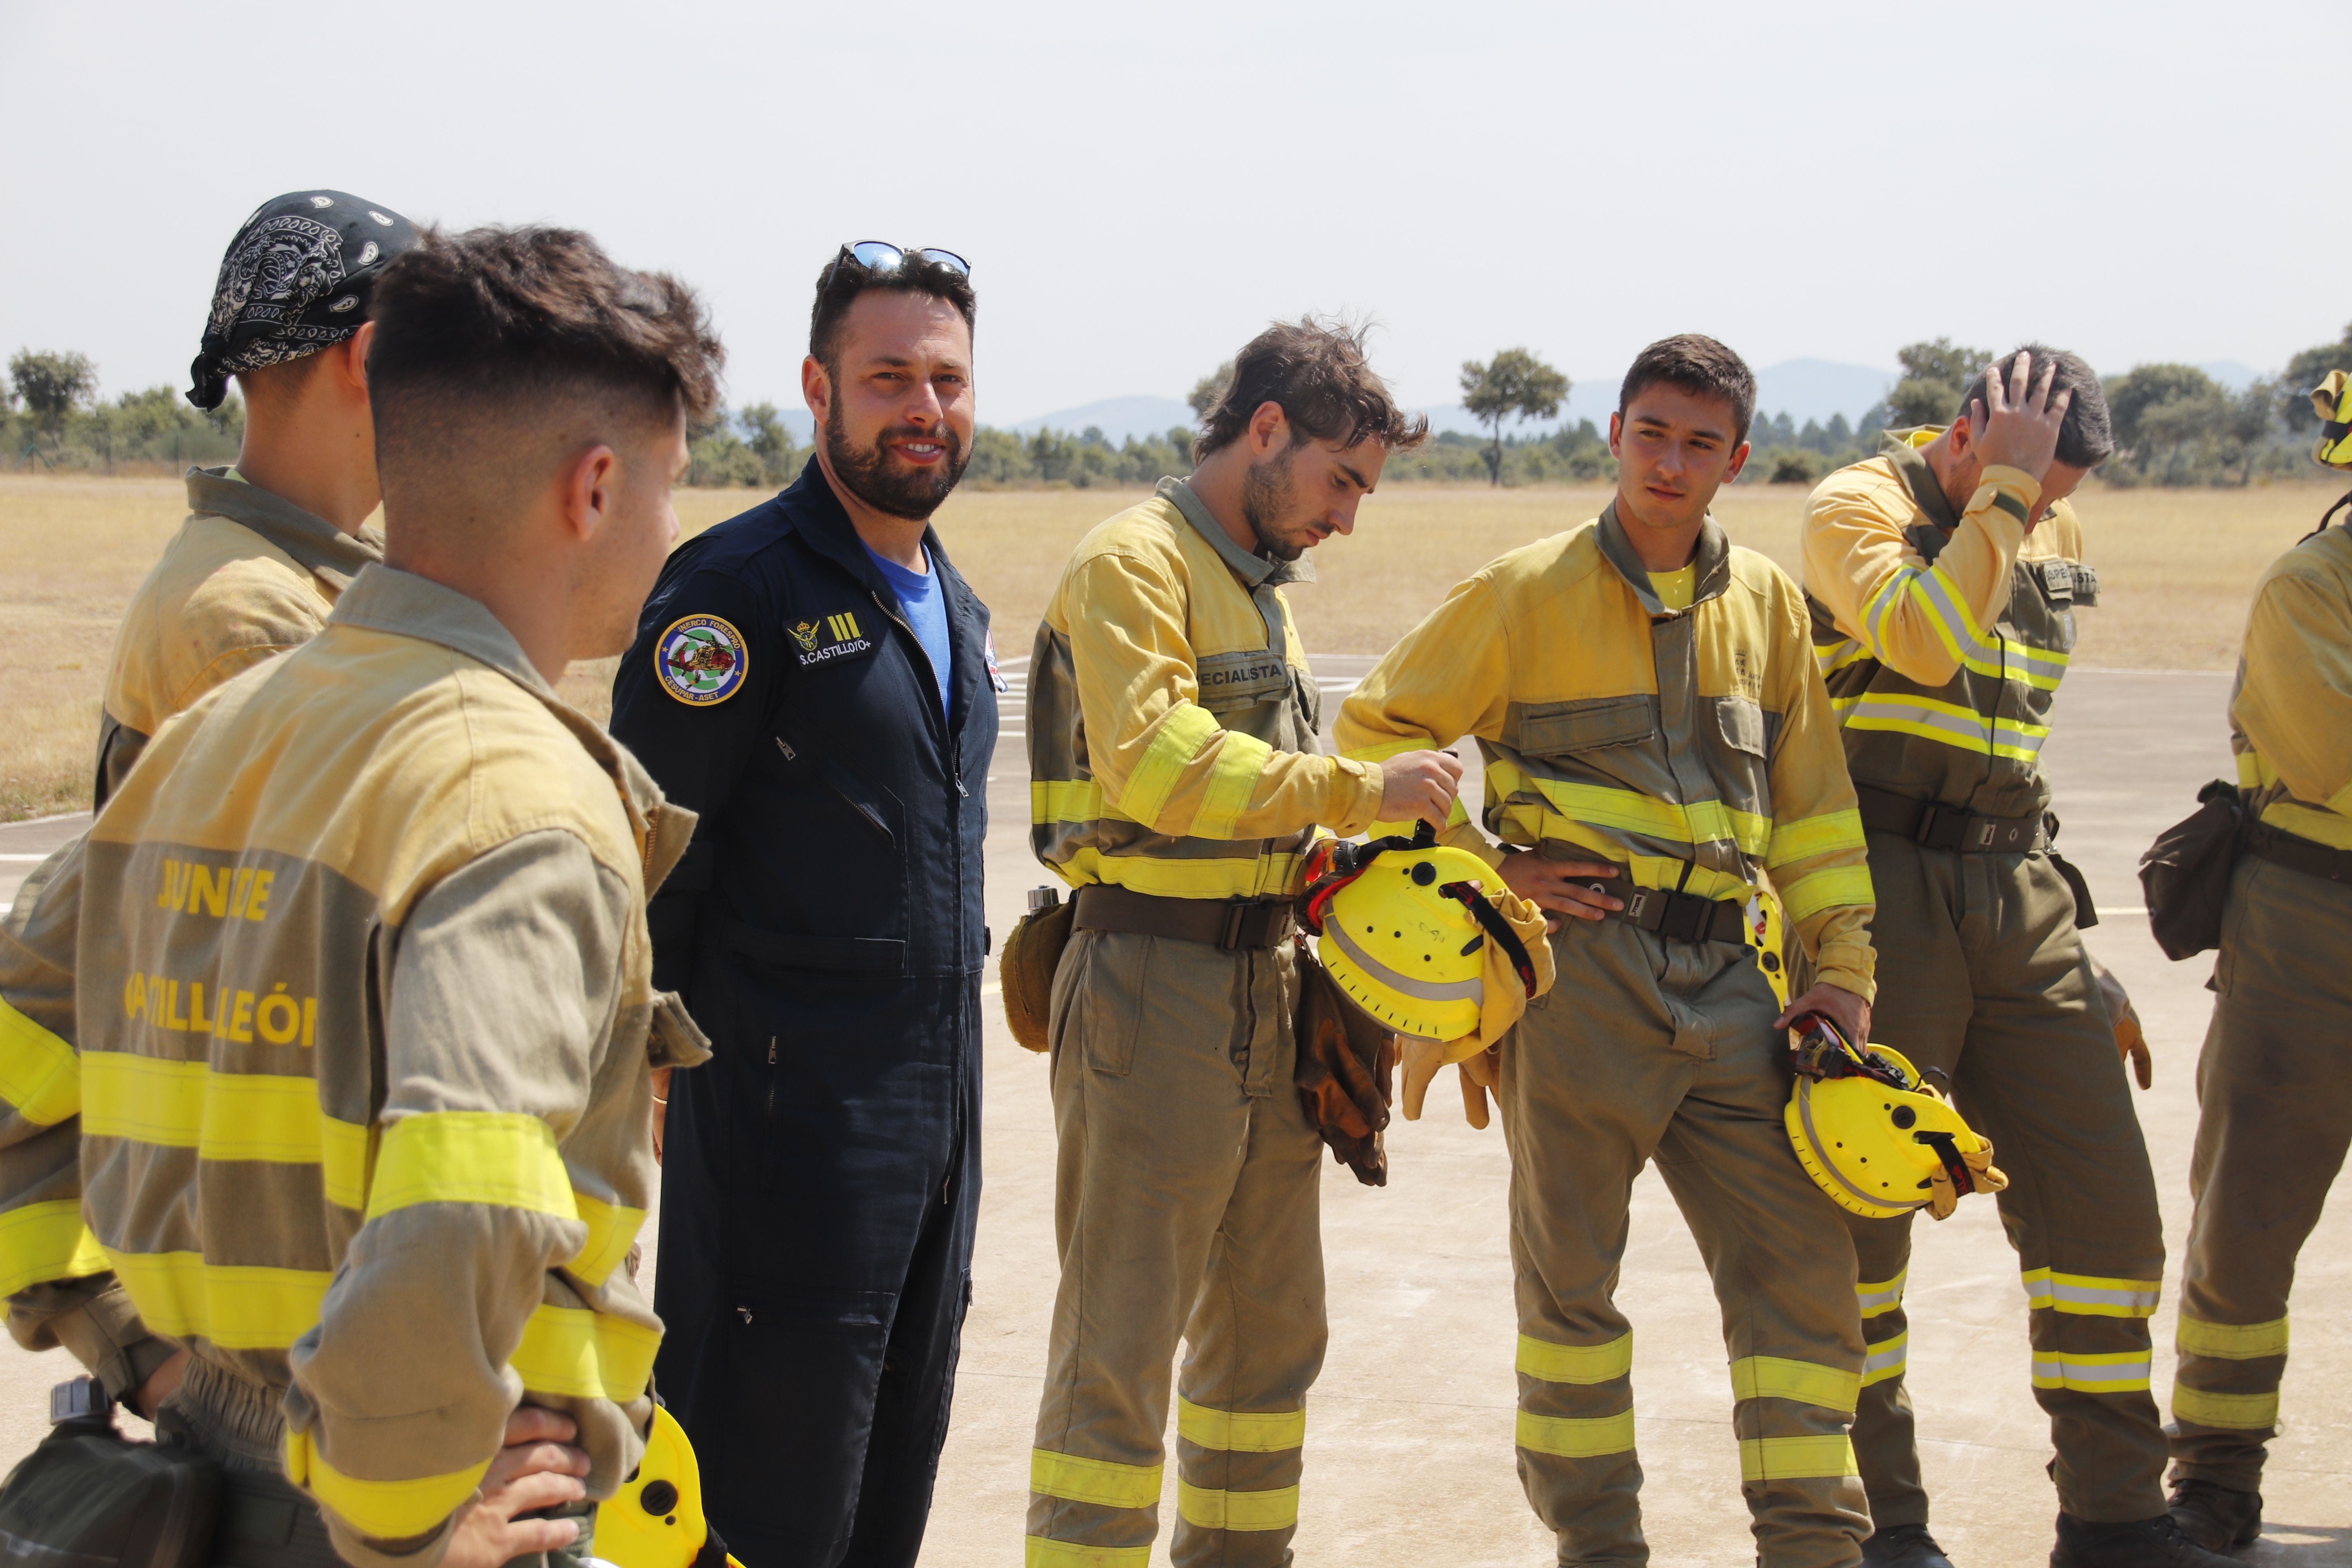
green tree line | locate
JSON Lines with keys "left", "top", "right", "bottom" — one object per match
{"left": 4, "top": 350, "right": 243, "bottom": 472}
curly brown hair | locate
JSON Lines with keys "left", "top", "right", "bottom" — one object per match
{"left": 1194, "top": 316, "right": 1429, "bottom": 462}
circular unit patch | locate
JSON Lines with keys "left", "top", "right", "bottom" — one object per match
{"left": 655, "top": 614, "right": 749, "bottom": 706}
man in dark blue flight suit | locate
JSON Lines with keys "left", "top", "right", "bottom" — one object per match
{"left": 610, "top": 243, "right": 996, "bottom": 1568}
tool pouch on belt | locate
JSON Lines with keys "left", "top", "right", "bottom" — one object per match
{"left": 999, "top": 887, "right": 1076, "bottom": 1052}
{"left": 2045, "top": 814, "right": 2100, "bottom": 931}
{"left": 1293, "top": 939, "right": 1397, "bottom": 1187}
{"left": 2138, "top": 779, "right": 2245, "bottom": 961}
{"left": 0, "top": 1379, "right": 220, "bottom": 1568}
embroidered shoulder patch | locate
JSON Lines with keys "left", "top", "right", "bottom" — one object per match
{"left": 655, "top": 614, "right": 749, "bottom": 705}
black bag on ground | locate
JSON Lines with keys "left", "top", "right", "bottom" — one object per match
{"left": 2139, "top": 779, "right": 2245, "bottom": 961}
{"left": 0, "top": 1379, "right": 220, "bottom": 1568}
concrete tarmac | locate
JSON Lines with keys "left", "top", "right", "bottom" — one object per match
{"left": 2, "top": 666, "right": 2345, "bottom": 1565}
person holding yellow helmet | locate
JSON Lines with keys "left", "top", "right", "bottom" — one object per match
{"left": 1339, "top": 334, "right": 1882, "bottom": 1568}
{"left": 2158, "top": 368, "right": 2352, "bottom": 1555}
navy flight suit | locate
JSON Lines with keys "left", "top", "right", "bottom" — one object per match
{"left": 611, "top": 461, "right": 996, "bottom": 1568}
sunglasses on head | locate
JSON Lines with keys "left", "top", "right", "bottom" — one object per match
{"left": 838, "top": 241, "right": 971, "bottom": 278}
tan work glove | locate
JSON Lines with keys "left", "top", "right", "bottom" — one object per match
{"left": 1924, "top": 1140, "right": 2009, "bottom": 1221}
{"left": 1399, "top": 1037, "right": 1502, "bottom": 1129}
{"left": 2090, "top": 954, "right": 2152, "bottom": 1090}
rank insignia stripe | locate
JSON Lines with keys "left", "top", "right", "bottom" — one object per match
{"left": 655, "top": 615, "right": 750, "bottom": 706}
{"left": 790, "top": 608, "right": 878, "bottom": 670}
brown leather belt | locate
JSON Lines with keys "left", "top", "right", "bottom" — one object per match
{"left": 2243, "top": 820, "right": 2352, "bottom": 885}
{"left": 1585, "top": 876, "right": 1748, "bottom": 946}
{"left": 1856, "top": 784, "right": 2046, "bottom": 854}
{"left": 1071, "top": 883, "right": 1298, "bottom": 950}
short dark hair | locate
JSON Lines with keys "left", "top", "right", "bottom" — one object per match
{"left": 1195, "top": 316, "right": 1429, "bottom": 462}
{"left": 368, "top": 226, "right": 722, "bottom": 464}
{"left": 809, "top": 248, "right": 976, "bottom": 372}
{"left": 1618, "top": 334, "right": 1757, "bottom": 444}
{"left": 1956, "top": 345, "right": 2114, "bottom": 469}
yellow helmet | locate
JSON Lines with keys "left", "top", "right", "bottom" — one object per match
{"left": 592, "top": 1404, "right": 744, "bottom": 1568}
{"left": 1303, "top": 825, "right": 1540, "bottom": 1044}
{"left": 1747, "top": 887, "right": 1790, "bottom": 1010}
{"left": 2312, "top": 370, "right": 2352, "bottom": 469}
{"left": 1784, "top": 1017, "right": 2006, "bottom": 1221}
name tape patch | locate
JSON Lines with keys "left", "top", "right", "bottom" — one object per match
{"left": 656, "top": 614, "right": 749, "bottom": 706}
{"left": 788, "top": 610, "right": 876, "bottom": 669}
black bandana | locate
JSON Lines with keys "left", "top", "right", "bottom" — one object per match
{"left": 187, "top": 191, "right": 419, "bottom": 410}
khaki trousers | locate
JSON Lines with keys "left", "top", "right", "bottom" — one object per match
{"left": 1843, "top": 834, "right": 2167, "bottom": 1526}
{"left": 1027, "top": 929, "right": 1326, "bottom": 1568}
{"left": 2169, "top": 853, "right": 2352, "bottom": 1491}
{"left": 1503, "top": 915, "right": 1867, "bottom": 1568}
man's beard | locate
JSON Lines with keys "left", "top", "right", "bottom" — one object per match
{"left": 825, "top": 403, "right": 969, "bottom": 521}
{"left": 1240, "top": 442, "right": 1306, "bottom": 561}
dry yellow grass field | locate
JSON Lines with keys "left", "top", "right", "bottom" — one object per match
{"left": 2, "top": 472, "right": 2337, "bottom": 820}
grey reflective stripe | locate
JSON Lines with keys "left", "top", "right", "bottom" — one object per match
{"left": 1861, "top": 1336, "right": 1908, "bottom": 1379}
{"left": 1795, "top": 1083, "right": 1926, "bottom": 1213}
{"left": 1323, "top": 919, "right": 1484, "bottom": 1004}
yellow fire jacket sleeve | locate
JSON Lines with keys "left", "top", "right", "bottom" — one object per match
{"left": 1332, "top": 575, "right": 1510, "bottom": 861}
{"left": 1759, "top": 593, "right": 1878, "bottom": 1001}
{"left": 2235, "top": 548, "right": 2352, "bottom": 837}
{"left": 0, "top": 840, "right": 175, "bottom": 1402}
{"left": 1063, "top": 550, "right": 1384, "bottom": 841}
{"left": 1805, "top": 462, "right": 2040, "bottom": 685}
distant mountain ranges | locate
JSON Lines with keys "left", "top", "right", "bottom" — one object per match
{"left": 760, "top": 358, "right": 2272, "bottom": 448}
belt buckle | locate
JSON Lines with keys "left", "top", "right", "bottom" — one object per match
{"left": 1218, "top": 902, "right": 1250, "bottom": 951}
{"left": 1659, "top": 891, "right": 1704, "bottom": 945}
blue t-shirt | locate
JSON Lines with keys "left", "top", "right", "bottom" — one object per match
{"left": 864, "top": 543, "right": 953, "bottom": 717}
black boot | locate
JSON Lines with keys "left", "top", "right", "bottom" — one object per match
{"left": 2168, "top": 1479, "right": 2262, "bottom": 1553}
{"left": 2050, "top": 1511, "right": 2242, "bottom": 1566}
{"left": 1863, "top": 1521, "right": 1956, "bottom": 1567}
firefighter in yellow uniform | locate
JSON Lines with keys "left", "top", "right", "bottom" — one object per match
{"left": 1802, "top": 349, "right": 2228, "bottom": 1568}
{"left": 1340, "top": 335, "right": 1880, "bottom": 1568}
{"left": 1, "top": 226, "right": 722, "bottom": 1568}
{"left": 1024, "top": 319, "right": 1459, "bottom": 1568}
{"left": 2163, "top": 377, "right": 2352, "bottom": 1555}
{"left": 95, "top": 189, "right": 417, "bottom": 807}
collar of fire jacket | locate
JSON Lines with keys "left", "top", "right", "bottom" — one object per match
{"left": 1881, "top": 426, "right": 1961, "bottom": 532}
{"left": 184, "top": 465, "right": 385, "bottom": 590}
{"left": 327, "top": 563, "right": 688, "bottom": 872}
{"left": 1595, "top": 499, "right": 1730, "bottom": 618}
{"left": 1159, "top": 475, "right": 1317, "bottom": 590}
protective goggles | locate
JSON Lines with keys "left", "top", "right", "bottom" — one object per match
{"left": 838, "top": 241, "right": 971, "bottom": 277}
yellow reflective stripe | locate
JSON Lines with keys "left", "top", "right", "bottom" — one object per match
{"left": 1766, "top": 810, "right": 1866, "bottom": 867}
{"left": 1516, "top": 1332, "right": 1632, "bottom": 1385}
{"left": 1176, "top": 1397, "right": 1303, "bottom": 1453}
{"left": 0, "top": 1201, "right": 109, "bottom": 1295}
{"left": 2178, "top": 1314, "right": 2288, "bottom": 1361}
{"left": 366, "top": 1112, "right": 575, "bottom": 1223}
{"left": 283, "top": 1428, "right": 489, "bottom": 1541}
{"left": 2021, "top": 1268, "right": 2160, "bottom": 1318}
{"left": 0, "top": 996, "right": 80, "bottom": 1127}
{"left": 1176, "top": 1479, "right": 1298, "bottom": 1532}
{"left": 1514, "top": 1407, "right": 1636, "bottom": 1459}
{"left": 2171, "top": 1386, "right": 2280, "bottom": 1431}
{"left": 2261, "top": 798, "right": 2352, "bottom": 852}
{"left": 1730, "top": 1356, "right": 1860, "bottom": 1415}
{"left": 1058, "top": 847, "right": 1307, "bottom": 903}
{"left": 1032, "top": 778, "right": 1106, "bottom": 826}
{"left": 1856, "top": 1269, "right": 1906, "bottom": 1319}
{"left": 1860, "top": 1331, "right": 1908, "bottom": 1387}
{"left": 1738, "top": 1434, "right": 1857, "bottom": 1482}
{"left": 1779, "top": 865, "right": 1876, "bottom": 923}
{"left": 1025, "top": 1538, "right": 1150, "bottom": 1567}
{"left": 510, "top": 1303, "right": 660, "bottom": 1402}
{"left": 1122, "top": 704, "right": 1221, "bottom": 829}
{"left": 80, "top": 1053, "right": 207, "bottom": 1144}
{"left": 1029, "top": 1448, "right": 1163, "bottom": 1510}
{"left": 1813, "top": 638, "right": 1869, "bottom": 677}
{"left": 320, "top": 1117, "right": 374, "bottom": 1211}
{"left": 1958, "top": 637, "right": 2069, "bottom": 692}
{"left": 1834, "top": 694, "right": 2051, "bottom": 762}
{"left": 567, "top": 1193, "right": 644, "bottom": 1289}
{"left": 2236, "top": 750, "right": 2266, "bottom": 789}
{"left": 107, "top": 1249, "right": 330, "bottom": 1349}
{"left": 2031, "top": 1350, "right": 2151, "bottom": 1392}
{"left": 1526, "top": 777, "right": 1771, "bottom": 855}
{"left": 1343, "top": 736, "right": 1437, "bottom": 765}
{"left": 1192, "top": 731, "right": 1272, "bottom": 841}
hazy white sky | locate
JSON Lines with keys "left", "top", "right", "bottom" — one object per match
{"left": 2, "top": 0, "right": 2339, "bottom": 424}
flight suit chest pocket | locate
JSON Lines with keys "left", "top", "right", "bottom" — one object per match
{"left": 1514, "top": 695, "right": 1660, "bottom": 758}
{"left": 2013, "top": 562, "right": 2080, "bottom": 655}
{"left": 1195, "top": 650, "right": 1292, "bottom": 714}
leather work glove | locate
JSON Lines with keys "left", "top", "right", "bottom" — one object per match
{"left": 2090, "top": 954, "right": 2152, "bottom": 1090}
{"left": 1924, "top": 1140, "right": 2009, "bottom": 1221}
{"left": 1400, "top": 1037, "right": 1502, "bottom": 1129}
